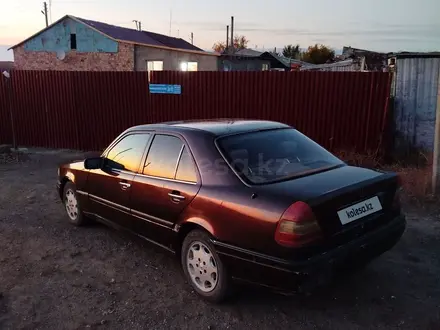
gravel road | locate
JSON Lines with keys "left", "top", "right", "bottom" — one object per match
{"left": 0, "top": 149, "right": 439, "bottom": 330}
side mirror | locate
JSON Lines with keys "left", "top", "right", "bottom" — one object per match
{"left": 84, "top": 157, "right": 103, "bottom": 170}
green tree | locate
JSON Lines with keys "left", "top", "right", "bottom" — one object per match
{"left": 282, "top": 44, "right": 301, "bottom": 59}
{"left": 212, "top": 35, "right": 249, "bottom": 53}
{"left": 301, "top": 44, "right": 335, "bottom": 64}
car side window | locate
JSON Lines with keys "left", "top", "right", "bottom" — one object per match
{"left": 106, "top": 133, "right": 150, "bottom": 173}
{"left": 175, "top": 146, "right": 197, "bottom": 183}
{"left": 143, "top": 135, "right": 184, "bottom": 179}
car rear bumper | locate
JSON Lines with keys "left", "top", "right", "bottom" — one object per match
{"left": 213, "top": 214, "right": 406, "bottom": 292}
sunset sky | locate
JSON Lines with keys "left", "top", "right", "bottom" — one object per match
{"left": 1, "top": 0, "right": 439, "bottom": 60}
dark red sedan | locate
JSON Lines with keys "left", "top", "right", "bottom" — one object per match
{"left": 57, "top": 120, "right": 405, "bottom": 302}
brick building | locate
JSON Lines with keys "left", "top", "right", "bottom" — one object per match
{"left": 10, "top": 15, "right": 218, "bottom": 71}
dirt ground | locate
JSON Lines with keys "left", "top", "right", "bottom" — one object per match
{"left": 0, "top": 149, "right": 439, "bottom": 330}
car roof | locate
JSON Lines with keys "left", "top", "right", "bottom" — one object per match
{"left": 130, "top": 119, "right": 290, "bottom": 137}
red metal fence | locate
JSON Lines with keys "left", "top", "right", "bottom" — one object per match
{"left": 0, "top": 70, "right": 391, "bottom": 153}
{"left": 0, "top": 76, "right": 12, "bottom": 145}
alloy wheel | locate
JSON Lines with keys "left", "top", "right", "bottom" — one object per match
{"left": 65, "top": 189, "right": 78, "bottom": 221}
{"left": 186, "top": 241, "right": 219, "bottom": 292}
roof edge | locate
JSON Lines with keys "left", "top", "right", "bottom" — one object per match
{"left": 127, "top": 40, "right": 219, "bottom": 56}
{"left": 8, "top": 15, "right": 98, "bottom": 50}
{"left": 9, "top": 15, "right": 217, "bottom": 56}
{"left": 394, "top": 53, "right": 440, "bottom": 59}
{"left": 72, "top": 16, "right": 119, "bottom": 42}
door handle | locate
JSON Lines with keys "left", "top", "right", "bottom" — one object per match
{"left": 168, "top": 192, "right": 185, "bottom": 202}
{"left": 119, "top": 182, "right": 131, "bottom": 190}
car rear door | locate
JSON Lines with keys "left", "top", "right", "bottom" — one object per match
{"left": 129, "top": 133, "right": 200, "bottom": 247}
{"left": 86, "top": 132, "right": 151, "bottom": 230}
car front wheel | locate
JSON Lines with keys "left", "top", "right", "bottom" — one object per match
{"left": 63, "top": 182, "right": 87, "bottom": 226}
{"left": 181, "top": 230, "right": 230, "bottom": 303}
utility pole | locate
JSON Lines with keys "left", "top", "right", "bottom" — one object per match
{"left": 41, "top": 2, "right": 48, "bottom": 27}
{"left": 190, "top": 32, "right": 193, "bottom": 45}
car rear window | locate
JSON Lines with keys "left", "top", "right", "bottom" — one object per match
{"left": 217, "top": 128, "right": 344, "bottom": 184}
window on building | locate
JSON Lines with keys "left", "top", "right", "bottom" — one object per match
{"left": 180, "top": 62, "right": 198, "bottom": 71}
{"left": 188, "top": 62, "right": 198, "bottom": 71}
{"left": 70, "top": 34, "right": 77, "bottom": 50}
{"left": 262, "top": 63, "right": 269, "bottom": 71}
{"left": 147, "top": 61, "right": 164, "bottom": 72}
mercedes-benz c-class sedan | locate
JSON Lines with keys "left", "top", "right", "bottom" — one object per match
{"left": 57, "top": 120, "right": 405, "bottom": 302}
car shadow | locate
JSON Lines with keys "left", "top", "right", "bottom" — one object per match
{"left": 89, "top": 221, "right": 400, "bottom": 311}
{"left": 227, "top": 264, "right": 395, "bottom": 310}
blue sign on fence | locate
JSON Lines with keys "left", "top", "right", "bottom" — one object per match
{"left": 149, "top": 84, "right": 182, "bottom": 95}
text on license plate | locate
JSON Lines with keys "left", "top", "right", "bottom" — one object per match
{"left": 337, "top": 196, "right": 382, "bottom": 225}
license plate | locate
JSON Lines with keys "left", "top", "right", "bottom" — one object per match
{"left": 337, "top": 196, "right": 382, "bottom": 225}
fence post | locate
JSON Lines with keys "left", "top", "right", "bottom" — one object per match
{"left": 431, "top": 70, "right": 440, "bottom": 194}
{"left": 2, "top": 71, "right": 16, "bottom": 150}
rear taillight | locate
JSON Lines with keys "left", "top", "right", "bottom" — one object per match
{"left": 275, "top": 201, "right": 322, "bottom": 247}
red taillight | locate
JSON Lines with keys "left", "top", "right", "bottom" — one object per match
{"left": 275, "top": 201, "right": 322, "bottom": 247}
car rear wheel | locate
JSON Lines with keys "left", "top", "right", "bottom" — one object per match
{"left": 63, "top": 182, "right": 87, "bottom": 226}
{"left": 181, "top": 230, "right": 230, "bottom": 303}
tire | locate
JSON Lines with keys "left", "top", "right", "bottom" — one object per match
{"left": 181, "top": 230, "right": 231, "bottom": 303}
{"left": 63, "top": 182, "right": 87, "bottom": 226}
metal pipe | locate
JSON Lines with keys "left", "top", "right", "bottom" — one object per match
{"left": 226, "top": 25, "right": 229, "bottom": 51}
{"left": 230, "top": 16, "right": 234, "bottom": 52}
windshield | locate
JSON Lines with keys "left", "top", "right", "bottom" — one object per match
{"left": 217, "top": 128, "right": 344, "bottom": 184}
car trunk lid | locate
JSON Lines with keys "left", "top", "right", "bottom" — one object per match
{"left": 257, "top": 165, "right": 400, "bottom": 238}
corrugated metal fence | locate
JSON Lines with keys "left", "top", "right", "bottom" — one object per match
{"left": 0, "top": 70, "right": 391, "bottom": 152}
{"left": 0, "top": 76, "right": 12, "bottom": 145}
{"left": 7, "top": 71, "right": 151, "bottom": 151}
{"left": 394, "top": 57, "right": 440, "bottom": 152}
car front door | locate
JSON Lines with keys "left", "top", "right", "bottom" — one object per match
{"left": 129, "top": 134, "right": 200, "bottom": 248}
{"left": 86, "top": 132, "right": 151, "bottom": 229}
